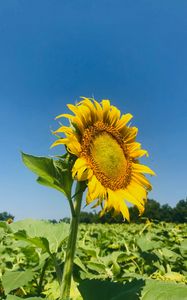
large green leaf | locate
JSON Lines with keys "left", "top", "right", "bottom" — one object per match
{"left": 22, "top": 152, "right": 56, "bottom": 181}
{"left": 13, "top": 230, "right": 51, "bottom": 254}
{"left": 74, "top": 256, "right": 88, "bottom": 273}
{"left": 11, "top": 219, "right": 69, "bottom": 253}
{"left": 2, "top": 270, "right": 35, "bottom": 294}
{"left": 78, "top": 279, "right": 187, "bottom": 300}
{"left": 141, "top": 280, "right": 187, "bottom": 300}
{"left": 21, "top": 152, "right": 74, "bottom": 199}
{"left": 78, "top": 279, "right": 144, "bottom": 300}
{"left": 36, "top": 176, "right": 65, "bottom": 193}
{"left": 137, "top": 234, "right": 163, "bottom": 252}
{"left": 180, "top": 239, "right": 187, "bottom": 257}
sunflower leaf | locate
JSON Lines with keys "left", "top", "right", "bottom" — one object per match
{"left": 78, "top": 279, "right": 187, "bottom": 300}
{"left": 21, "top": 152, "right": 74, "bottom": 199}
{"left": 11, "top": 219, "right": 69, "bottom": 253}
{"left": 78, "top": 279, "right": 144, "bottom": 300}
{"left": 13, "top": 229, "right": 51, "bottom": 254}
{"left": 2, "top": 270, "right": 35, "bottom": 294}
{"left": 36, "top": 176, "right": 65, "bottom": 193}
{"left": 21, "top": 152, "right": 57, "bottom": 181}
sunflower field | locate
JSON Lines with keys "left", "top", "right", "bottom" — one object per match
{"left": 0, "top": 219, "right": 187, "bottom": 300}
{"left": 2, "top": 97, "right": 185, "bottom": 299}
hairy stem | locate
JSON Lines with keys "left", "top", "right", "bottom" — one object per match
{"left": 60, "top": 181, "right": 83, "bottom": 300}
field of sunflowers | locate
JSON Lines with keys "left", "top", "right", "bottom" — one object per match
{"left": 3, "top": 98, "right": 185, "bottom": 299}
{"left": 0, "top": 219, "right": 187, "bottom": 300}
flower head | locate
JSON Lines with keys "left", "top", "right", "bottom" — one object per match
{"left": 52, "top": 97, "right": 155, "bottom": 221}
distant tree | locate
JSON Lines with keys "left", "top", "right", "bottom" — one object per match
{"left": 143, "top": 199, "right": 161, "bottom": 221}
{"left": 0, "top": 211, "right": 14, "bottom": 221}
{"left": 60, "top": 217, "right": 70, "bottom": 223}
{"left": 100, "top": 211, "right": 123, "bottom": 224}
{"left": 79, "top": 212, "right": 94, "bottom": 223}
{"left": 80, "top": 211, "right": 103, "bottom": 223}
{"left": 129, "top": 206, "right": 139, "bottom": 222}
{"left": 48, "top": 219, "right": 58, "bottom": 224}
{"left": 159, "top": 204, "right": 173, "bottom": 222}
{"left": 172, "top": 199, "right": 187, "bottom": 223}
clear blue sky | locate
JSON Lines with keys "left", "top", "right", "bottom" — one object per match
{"left": 0, "top": 1, "right": 187, "bottom": 220}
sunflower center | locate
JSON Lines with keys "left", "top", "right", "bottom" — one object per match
{"left": 91, "top": 132, "right": 127, "bottom": 179}
{"left": 81, "top": 122, "right": 131, "bottom": 190}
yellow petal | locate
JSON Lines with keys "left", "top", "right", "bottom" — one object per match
{"left": 132, "top": 173, "right": 152, "bottom": 190}
{"left": 131, "top": 149, "right": 149, "bottom": 158}
{"left": 87, "top": 175, "right": 106, "bottom": 203}
{"left": 115, "top": 113, "right": 133, "bottom": 131}
{"left": 76, "top": 167, "right": 93, "bottom": 181}
{"left": 94, "top": 100, "right": 103, "bottom": 120}
{"left": 72, "top": 117, "right": 85, "bottom": 133}
{"left": 101, "top": 99, "right": 111, "bottom": 111}
{"left": 127, "top": 142, "right": 148, "bottom": 158}
{"left": 108, "top": 105, "right": 121, "bottom": 125}
{"left": 73, "top": 157, "right": 88, "bottom": 169}
{"left": 120, "top": 189, "right": 145, "bottom": 215}
{"left": 79, "top": 97, "right": 97, "bottom": 122}
{"left": 107, "top": 189, "right": 130, "bottom": 221}
{"left": 126, "top": 188, "right": 146, "bottom": 214}
{"left": 127, "top": 142, "right": 141, "bottom": 152}
{"left": 67, "top": 104, "right": 79, "bottom": 115}
{"left": 53, "top": 126, "right": 74, "bottom": 135}
{"left": 68, "top": 104, "right": 92, "bottom": 126}
{"left": 132, "top": 163, "right": 155, "bottom": 175}
{"left": 101, "top": 99, "right": 111, "bottom": 121}
{"left": 72, "top": 158, "right": 92, "bottom": 181}
{"left": 50, "top": 138, "right": 68, "bottom": 148}
{"left": 119, "top": 201, "right": 130, "bottom": 221}
{"left": 55, "top": 113, "right": 74, "bottom": 120}
{"left": 127, "top": 182, "right": 146, "bottom": 205}
{"left": 57, "top": 136, "right": 81, "bottom": 156}
{"left": 124, "top": 127, "right": 138, "bottom": 142}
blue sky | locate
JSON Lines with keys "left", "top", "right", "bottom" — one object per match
{"left": 0, "top": 1, "right": 187, "bottom": 220}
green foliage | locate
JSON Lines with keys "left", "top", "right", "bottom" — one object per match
{"left": 11, "top": 219, "right": 69, "bottom": 253}
{"left": 78, "top": 279, "right": 144, "bottom": 300}
{"left": 0, "top": 219, "right": 70, "bottom": 298}
{"left": 78, "top": 279, "right": 187, "bottom": 300}
{"left": 2, "top": 270, "right": 35, "bottom": 294}
{"left": 21, "top": 152, "right": 75, "bottom": 200}
{"left": 0, "top": 220, "right": 187, "bottom": 299}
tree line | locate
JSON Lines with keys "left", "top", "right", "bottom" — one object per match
{"left": 1, "top": 198, "right": 187, "bottom": 224}
{"left": 62, "top": 198, "right": 187, "bottom": 224}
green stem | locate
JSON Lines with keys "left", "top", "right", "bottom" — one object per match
{"left": 37, "top": 258, "right": 49, "bottom": 295}
{"left": 60, "top": 181, "right": 83, "bottom": 300}
{"left": 52, "top": 254, "right": 63, "bottom": 285}
{"left": 67, "top": 195, "right": 75, "bottom": 218}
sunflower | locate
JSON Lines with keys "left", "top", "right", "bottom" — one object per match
{"left": 52, "top": 97, "right": 155, "bottom": 221}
